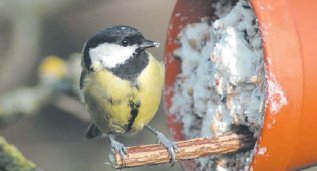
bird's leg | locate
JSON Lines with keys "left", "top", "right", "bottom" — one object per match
{"left": 109, "top": 134, "right": 127, "bottom": 160}
{"left": 145, "top": 125, "right": 178, "bottom": 164}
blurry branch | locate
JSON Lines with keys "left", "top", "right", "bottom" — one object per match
{"left": 0, "top": 0, "right": 78, "bottom": 94}
{"left": 109, "top": 132, "right": 256, "bottom": 169}
{"left": 0, "top": 136, "right": 41, "bottom": 171}
{"left": 54, "top": 94, "right": 89, "bottom": 122}
{"left": 0, "top": 54, "right": 88, "bottom": 124}
{"left": 0, "top": 85, "right": 52, "bottom": 124}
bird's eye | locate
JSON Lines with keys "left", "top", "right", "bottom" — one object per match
{"left": 121, "top": 39, "right": 129, "bottom": 47}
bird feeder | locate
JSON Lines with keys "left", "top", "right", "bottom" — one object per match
{"left": 163, "top": 0, "right": 317, "bottom": 170}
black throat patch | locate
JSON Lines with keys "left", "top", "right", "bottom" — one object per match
{"left": 109, "top": 51, "right": 149, "bottom": 82}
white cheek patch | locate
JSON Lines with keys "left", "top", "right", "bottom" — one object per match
{"left": 89, "top": 43, "right": 137, "bottom": 68}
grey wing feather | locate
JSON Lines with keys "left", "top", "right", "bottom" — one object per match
{"left": 84, "top": 123, "right": 104, "bottom": 140}
{"left": 79, "top": 70, "right": 87, "bottom": 89}
{"left": 79, "top": 70, "right": 87, "bottom": 102}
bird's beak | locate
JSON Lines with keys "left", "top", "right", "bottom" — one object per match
{"left": 139, "top": 39, "right": 160, "bottom": 49}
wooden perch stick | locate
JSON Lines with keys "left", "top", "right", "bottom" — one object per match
{"left": 109, "top": 132, "right": 256, "bottom": 169}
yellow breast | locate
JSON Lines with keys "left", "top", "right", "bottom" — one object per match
{"left": 83, "top": 53, "right": 165, "bottom": 134}
{"left": 133, "top": 55, "right": 165, "bottom": 130}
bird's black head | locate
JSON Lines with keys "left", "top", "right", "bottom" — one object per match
{"left": 83, "top": 25, "right": 159, "bottom": 71}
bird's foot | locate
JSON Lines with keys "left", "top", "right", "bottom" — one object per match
{"left": 109, "top": 136, "right": 127, "bottom": 160}
{"left": 145, "top": 125, "right": 178, "bottom": 165}
{"left": 156, "top": 132, "right": 178, "bottom": 165}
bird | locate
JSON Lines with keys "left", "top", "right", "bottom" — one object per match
{"left": 79, "top": 25, "right": 177, "bottom": 162}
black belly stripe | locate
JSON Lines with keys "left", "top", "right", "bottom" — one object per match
{"left": 127, "top": 101, "right": 140, "bottom": 131}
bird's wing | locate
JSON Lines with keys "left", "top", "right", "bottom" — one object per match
{"left": 79, "top": 70, "right": 87, "bottom": 102}
{"left": 80, "top": 70, "right": 87, "bottom": 89}
{"left": 84, "top": 123, "right": 104, "bottom": 140}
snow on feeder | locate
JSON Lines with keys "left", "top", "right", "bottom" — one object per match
{"left": 164, "top": 0, "right": 317, "bottom": 170}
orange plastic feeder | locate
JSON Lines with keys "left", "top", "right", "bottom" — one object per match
{"left": 163, "top": 0, "right": 317, "bottom": 170}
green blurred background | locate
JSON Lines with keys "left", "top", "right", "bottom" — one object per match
{"left": 0, "top": 0, "right": 181, "bottom": 170}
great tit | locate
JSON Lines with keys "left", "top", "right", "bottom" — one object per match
{"left": 80, "top": 25, "right": 177, "bottom": 162}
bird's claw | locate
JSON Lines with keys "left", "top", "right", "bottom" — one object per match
{"left": 157, "top": 132, "right": 178, "bottom": 165}
{"left": 111, "top": 139, "right": 128, "bottom": 160}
